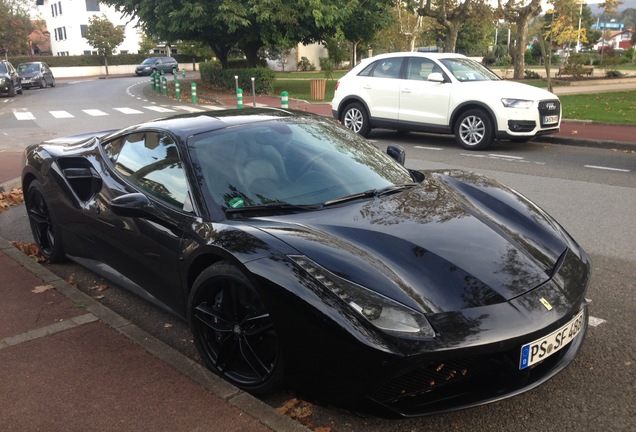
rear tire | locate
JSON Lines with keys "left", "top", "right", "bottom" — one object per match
{"left": 454, "top": 108, "right": 493, "bottom": 150}
{"left": 341, "top": 103, "right": 371, "bottom": 137}
{"left": 189, "top": 262, "right": 284, "bottom": 395}
{"left": 25, "top": 180, "right": 66, "bottom": 262}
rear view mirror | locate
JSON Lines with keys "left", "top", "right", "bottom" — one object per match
{"left": 387, "top": 145, "right": 406, "bottom": 165}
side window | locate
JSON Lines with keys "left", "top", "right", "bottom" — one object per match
{"left": 371, "top": 58, "right": 403, "bottom": 79}
{"left": 406, "top": 58, "right": 437, "bottom": 81}
{"left": 105, "top": 133, "right": 191, "bottom": 211}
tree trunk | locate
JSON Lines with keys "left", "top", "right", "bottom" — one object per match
{"left": 104, "top": 55, "right": 109, "bottom": 77}
{"left": 242, "top": 41, "right": 263, "bottom": 68}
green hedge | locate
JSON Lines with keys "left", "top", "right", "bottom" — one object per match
{"left": 6, "top": 53, "right": 204, "bottom": 67}
{"left": 200, "top": 62, "right": 275, "bottom": 94}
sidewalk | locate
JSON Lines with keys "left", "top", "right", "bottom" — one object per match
{"left": 0, "top": 237, "right": 308, "bottom": 432}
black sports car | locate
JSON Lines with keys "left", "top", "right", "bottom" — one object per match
{"left": 22, "top": 108, "right": 591, "bottom": 417}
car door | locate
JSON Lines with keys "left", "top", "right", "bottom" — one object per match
{"left": 83, "top": 131, "right": 196, "bottom": 313}
{"left": 356, "top": 57, "right": 404, "bottom": 122}
{"left": 398, "top": 57, "right": 453, "bottom": 128}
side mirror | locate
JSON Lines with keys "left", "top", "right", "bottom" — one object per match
{"left": 427, "top": 72, "right": 445, "bottom": 83}
{"left": 110, "top": 193, "right": 154, "bottom": 218}
{"left": 387, "top": 145, "right": 406, "bottom": 166}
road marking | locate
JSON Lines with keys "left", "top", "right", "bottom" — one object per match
{"left": 172, "top": 105, "right": 205, "bottom": 113}
{"left": 14, "top": 112, "right": 35, "bottom": 120}
{"left": 82, "top": 109, "right": 108, "bottom": 116}
{"left": 489, "top": 154, "right": 524, "bottom": 159}
{"left": 144, "top": 105, "right": 176, "bottom": 113}
{"left": 0, "top": 313, "right": 98, "bottom": 350}
{"left": 50, "top": 110, "right": 74, "bottom": 118}
{"left": 113, "top": 107, "right": 144, "bottom": 114}
{"left": 584, "top": 165, "right": 630, "bottom": 173}
{"left": 589, "top": 316, "right": 607, "bottom": 327}
{"left": 414, "top": 146, "right": 444, "bottom": 151}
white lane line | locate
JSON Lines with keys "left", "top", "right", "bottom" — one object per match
{"left": 14, "top": 112, "right": 35, "bottom": 120}
{"left": 414, "top": 146, "right": 444, "bottom": 151}
{"left": 489, "top": 154, "right": 524, "bottom": 159}
{"left": 589, "top": 316, "right": 607, "bottom": 327}
{"left": 143, "top": 106, "right": 176, "bottom": 113}
{"left": 50, "top": 110, "right": 74, "bottom": 118}
{"left": 82, "top": 109, "right": 108, "bottom": 116}
{"left": 113, "top": 107, "right": 144, "bottom": 114}
{"left": 584, "top": 165, "right": 630, "bottom": 173}
{"left": 171, "top": 105, "right": 205, "bottom": 113}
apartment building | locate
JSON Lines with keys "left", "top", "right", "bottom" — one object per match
{"left": 38, "top": 0, "right": 141, "bottom": 56}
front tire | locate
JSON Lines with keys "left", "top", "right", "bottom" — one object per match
{"left": 40, "top": 78, "right": 47, "bottom": 89}
{"left": 454, "top": 108, "right": 494, "bottom": 150}
{"left": 341, "top": 102, "right": 371, "bottom": 137}
{"left": 25, "top": 180, "right": 66, "bottom": 262}
{"left": 7, "top": 83, "right": 15, "bottom": 97}
{"left": 189, "top": 262, "right": 284, "bottom": 395}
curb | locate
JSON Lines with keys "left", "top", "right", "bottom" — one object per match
{"left": 0, "top": 236, "right": 309, "bottom": 432}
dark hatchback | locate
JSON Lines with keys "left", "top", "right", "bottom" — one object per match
{"left": 0, "top": 60, "right": 23, "bottom": 96}
{"left": 17, "top": 61, "right": 56, "bottom": 89}
{"left": 22, "top": 109, "right": 591, "bottom": 417}
{"left": 135, "top": 56, "right": 178, "bottom": 76}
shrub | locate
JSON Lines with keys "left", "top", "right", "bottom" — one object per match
{"left": 524, "top": 69, "right": 541, "bottom": 79}
{"left": 297, "top": 57, "right": 315, "bottom": 72}
{"left": 200, "top": 63, "right": 275, "bottom": 94}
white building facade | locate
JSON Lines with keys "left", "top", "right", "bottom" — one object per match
{"left": 38, "top": 0, "right": 141, "bottom": 56}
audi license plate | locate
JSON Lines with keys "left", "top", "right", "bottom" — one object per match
{"left": 519, "top": 309, "right": 585, "bottom": 369}
{"left": 543, "top": 115, "right": 559, "bottom": 125}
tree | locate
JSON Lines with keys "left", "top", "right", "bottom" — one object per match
{"left": 0, "top": 0, "right": 33, "bottom": 57}
{"left": 497, "top": 0, "right": 543, "bottom": 79}
{"left": 84, "top": 14, "right": 125, "bottom": 76}
{"left": 338, "top": 0, "right": 394, "bottom": 66}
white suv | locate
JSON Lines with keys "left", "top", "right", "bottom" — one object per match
{"left": 331, "top": 52, "right": 561, "bottom": 150}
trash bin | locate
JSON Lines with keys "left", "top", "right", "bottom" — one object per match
{"left": 310, "top": 78, "right": 327, "bottom": 101}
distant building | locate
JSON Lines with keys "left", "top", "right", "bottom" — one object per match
{"left": 594, "top": 29, "right": 634, "bottom": 51}
{"left": 37, "top": 0, "right": 141, "bottom": 56}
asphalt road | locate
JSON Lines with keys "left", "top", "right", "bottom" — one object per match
{"left": 1, "top": 77, "right": 634, "bottom": 431}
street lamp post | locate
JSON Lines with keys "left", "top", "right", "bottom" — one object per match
{"left": 576, "top": 1, "right": 585, "bottom": 52}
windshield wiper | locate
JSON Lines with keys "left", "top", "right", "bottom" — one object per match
{"left": 225, "top": 202, "right": 323, "bottom": 214}
{"left": 324, "top": 183, "right": 417, "bottom": 206}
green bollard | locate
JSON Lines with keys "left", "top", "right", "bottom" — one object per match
{"left": 182, "top": 68, "right": 186, "bottom": 79}
{"left": 156, "top": 73, "right": 162, "bottom": 92}
{"left": 150, "top": 72, "right": 156, "bottom": 90}
{"left": 175, "top": 80, "right": 181, "bottom": 101}
{"left": 281, "top": 91, "right": 289, "bottom": 109}
{"left": 191, "top": 82, "right": 197, "bottom": 104}
{"left": 161, "top": 76, "right": 167, "bottom": 95}
{"left": 237, "top": 88, "right": 243, "bottom": 109}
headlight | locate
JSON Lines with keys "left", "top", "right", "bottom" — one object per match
{"left": 0, "top": 77, "right": 6, "bottom": 84}
{"left": 290, "top": 255, "right": 436, "bottom": 338}
{"left": 501, "top": 98, "right": 533, "bottom": 109}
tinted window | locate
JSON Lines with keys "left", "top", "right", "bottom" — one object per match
{"left": 106, "top": 133, "right": 191, "bottom": 211}
{"left": 371, "top": 58, "right": 403, "bottom": 79}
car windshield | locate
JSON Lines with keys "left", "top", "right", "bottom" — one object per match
{"left": 18, "top": 63, "right": 39, "bottom": 73}
{"left": 439, "top": 57, "right": 500, "bottom": 82}
{"left": 189, "top": 118, "right": 415, "bottom": 210}
{"left": 141, "top": 58, "right": 157, "bottom": 65}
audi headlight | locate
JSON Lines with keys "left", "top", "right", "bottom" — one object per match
{"left": 501, "top": 98, "right": 533, "bottom": 109}
{"left": 290, "top": 255, "right": 436, "bottom": 338}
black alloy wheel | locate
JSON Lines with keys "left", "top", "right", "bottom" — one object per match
{"left": 25, "top": 180, "right": 65, "bottom": 262}
{"left": 40, "top": 78, "right": 47, "bottom": 88}
{"left": 189, "top": 262, "right": 283, "bottom": 395}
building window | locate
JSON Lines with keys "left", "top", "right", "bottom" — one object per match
{"left": 51, "top": 3, "right": 57, "bottom": 16}
{"left": 85, "top": 0, "right": 100, "bottom": 12}
{"left": 58, "top": 1, "right": 62, "bottom": 14}
{"left": 81, "top": 24, "right": 88, "bottom": 38}
{"left": 54, "top": 27, "right": 67, "bottom": 41}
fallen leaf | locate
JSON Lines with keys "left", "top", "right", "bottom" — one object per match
{"left": 32, "top": 284, "right": 55, "bottom": 294}
{"left": 66, "top": 275, "right": 77, "bottom": 288}
{"left": 570, "top": 130, "right": 578, "bottom": 135}
{"left": 93, "top": 294, "right": 105, "bottom": 300}
{"left": 164, "top": 323, "right": 173, "bottom": 329}
{"left": 89, "top": 284, "right": 109, "bottom": 291}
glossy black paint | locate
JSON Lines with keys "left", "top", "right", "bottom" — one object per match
{"left": 21, "top": 108, "right": 591, "bottom": 417}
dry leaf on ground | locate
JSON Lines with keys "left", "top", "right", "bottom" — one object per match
{"left": 32, "top": 284, "right": 55, "bottom": 294}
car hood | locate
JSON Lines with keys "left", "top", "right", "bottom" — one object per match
{"left": 456, "top": 79, "right": 558, "bottom": 101}
{"left": 250, "top": 170, "right": 574, "bottom": 313}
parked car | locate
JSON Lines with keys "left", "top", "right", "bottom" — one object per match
{"left": 22, "top": 108, "right": 590, "bottom": 417}
{"left": 0, "top": 60, "right": 23, "bottom": 97}
{"left": 332, "top": 52, "right": 562, "bottom": 150}
{"left": 17, "top": 61, "right": 56, "bottom": 89}
{"left": 135, "top": 56, "right": 178, "bottom": 76}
